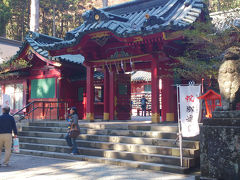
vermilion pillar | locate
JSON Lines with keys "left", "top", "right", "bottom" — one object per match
{"left": 103, "top": 67, "right": 110, "bottom": 120}
{"left": 109, "top": 71, "right": 116, "bottom": 120}
{"left": 151, "top": 58, "right": 160, "bottom": 123}
{"left": 86, "top": 66, "right": 94, "bottom": 121}
{"left": 161, "top": 66, "right": 177, "bottom": 122}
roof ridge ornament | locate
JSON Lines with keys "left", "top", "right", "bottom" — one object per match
{"left": 27, "top": 31, "right": 39, "bottom": 40}
{"left": 143, "top": 15, "right": 165, "bottom": 27}
{"left": 83, "top": 7, "right": 129, "bottom": 24}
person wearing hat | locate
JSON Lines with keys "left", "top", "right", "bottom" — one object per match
{"left": 65, "top": 107, "right": 80, "bottom": 155}
{"left": 0, "top": 106, "right": 18, "bottom": 166}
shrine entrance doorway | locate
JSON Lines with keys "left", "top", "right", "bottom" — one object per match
{"left": 131, "top": 70, "right": 162, "bottom": 119}
{"left": 83, "top": 51, "right": 177, "bottom": 123}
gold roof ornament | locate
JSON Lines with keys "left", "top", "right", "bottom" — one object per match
{"left": 88, "top": 4, "right": 94, "bottom": 10}
{"left": 95, "top": 14, "right": 100, "bottom": 21}
{"left": 145, "top": 14, "right": 150, "bottom": 19}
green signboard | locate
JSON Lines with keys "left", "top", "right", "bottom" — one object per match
{"left": 31, "top": 78, "right": 56, "bottom": 99}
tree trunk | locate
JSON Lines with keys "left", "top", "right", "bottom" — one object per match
{"left": 30, "top": 0, "right": 39, "bottom": 32}
{"left": 102, "top": 0, "right": 108, "bottom": 8}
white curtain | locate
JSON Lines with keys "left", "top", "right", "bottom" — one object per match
{"left": 15, "top": 84, "right": 23, "bottom": 110}
{"left": 5, "top": 85, "right": 14, "bottom": 109}
{"left": 5, "top": 84, "right": 23, "bottom": 110}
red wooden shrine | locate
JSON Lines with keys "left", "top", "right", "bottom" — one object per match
{"left": 0, "top": 0, "right": 206, "bottom": 122}
{"left": 198, "top": 90, "right": 222, "bottom": 118}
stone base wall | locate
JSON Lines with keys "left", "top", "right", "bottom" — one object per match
{"left": 200, "top": 111, "right": 240, "bottom": 180}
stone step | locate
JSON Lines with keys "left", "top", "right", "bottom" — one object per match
{"left": 79, "top": 134, "right": 200, "bottom": 149}
{"left": 18, "top": 136, "right": 198, "bottom": 158}
{"left": 19, "top": 131, "right": 65, "bottom": 139}
{"left": 29, "top": 122, "right": 69, "bottom": 127}
{"left": 18, "top": 131, "right": 199, "bottom": 149}
{"left": 29, "top": 122, "right": 179, "bottom": 132}
{"left": 19, "top": 142, "right": 195, "bottom": 167}
{"left": 22, "top": 126, "right": 178, "bottom": 139}
{"left": 23, "top": 121, "right": 200, "bottom": 141}
{"left": 80, "top": 128, "right": 178, "bottom": 139}
{"left": 19, "top": 149, "right": 190, "bottom": 174}
{"left": 80, "top": 124, "right": 179, "bottom": 132}
{"left": 22, "top": 126, "right": 68, "bottom": 133}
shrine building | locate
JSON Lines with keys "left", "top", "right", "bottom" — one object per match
{"left": 0, "top": 0, "right": 206, "bottom": 123}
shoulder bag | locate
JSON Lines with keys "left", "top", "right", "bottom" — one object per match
{"left": 69, "top": 124, "right": 80, "bottom": 138}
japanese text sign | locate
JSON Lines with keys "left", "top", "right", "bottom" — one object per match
{"left": 179, "top": 85, "right": 201, "bottom": 137}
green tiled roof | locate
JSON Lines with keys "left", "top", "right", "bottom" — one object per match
{"left": 12, "top": 32, "right": 85, "bottom": 65}
{"left": 52, "top": 54, "right": 85, "bottom": 64}
{"left": 11, "top": 0, "right": 206, "bottom": 65}
{"left": 38, "top": 0, "right": 205, "bottom": 50}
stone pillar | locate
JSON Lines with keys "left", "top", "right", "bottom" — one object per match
{"left": 103, "top": 67, "right": 110, "bottom": 120}
{"left": 151, "top": 58, "right": 160, "bottom": 123}
{"left": 200, "top": 111, "right": 240, "bottom": 180}
{"left": 109, "top": 71, "right": 116, "bottom": 120}
{"left": 86, "top": 66, "right": 94, "bottom": 121}
{"left": 161, "top": 65, "right": 177, "bottom": 122}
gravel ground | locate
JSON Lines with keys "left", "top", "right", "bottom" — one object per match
{"left": 0, "top": 153, "right": 196, "bottom": 180}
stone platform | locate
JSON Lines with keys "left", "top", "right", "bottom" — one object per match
{"left": 200, "top": 111, "right": 240, "bottom": 180}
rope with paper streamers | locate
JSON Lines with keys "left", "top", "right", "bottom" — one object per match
{"left": 105, "top": 62, "right": 110, "bottom": 72}
{"left": 121, "top": 60, "right": 125, "bottom": 73}
{"left": 115, "top": 62, "right": 119, "bottom": 74}
{"left": 130, "top": 58, "right": 135, "bottom": 71}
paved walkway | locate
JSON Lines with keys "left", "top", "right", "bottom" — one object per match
{"left": 0, "top": 154, "right": 196, "bottom": 180}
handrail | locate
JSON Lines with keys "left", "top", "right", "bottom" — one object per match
{"left": 12, "top": 101, "right": 35, "bottom": 117}
{"left": 13, "top": 100, "right": 69, "bottom": 122}
{"left": 16, "top": 107, "right": 39, "bottom": 122}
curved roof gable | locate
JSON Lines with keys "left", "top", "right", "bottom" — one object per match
{"left": 41, "top": 0, "right": 205, "bottom": 50}
{"left": 13, "top": 32, "right": 84, "bottom": 65}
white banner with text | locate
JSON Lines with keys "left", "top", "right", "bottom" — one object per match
{"left": 179, "top": 85, "right": 201, "bottom": 137}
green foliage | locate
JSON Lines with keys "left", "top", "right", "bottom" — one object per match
{"left": 1, "top": 0, "right": 239, "bottom": 40}
{"left": 5, "top": 0, "right": 30, "bottom": 40}
{"left": 209, "top": 0, "right": 240, "bottom": 12}
{"left": 174, "top": 19, "right": 240, "bottom": 84}
{"left": 2, "top": 0, "right": 92, "bottom": 40}
{"left": 0, "top": 0, "right": 11, "bottom": 36}
{"left": 39, "top": 0, "right": 91, "bottom": 38}
{"left": 0, "top": 58, "right": 32, "bottom": 73}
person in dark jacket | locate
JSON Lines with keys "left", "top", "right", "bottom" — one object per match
{"left": 0, "top": 106, "right": 18, "bottom": 166}
{"left": 140, "top": 95, "right": 148, "bottom": 116}
{"left": 65, "top": 107, "right": 80, "bottom": 155}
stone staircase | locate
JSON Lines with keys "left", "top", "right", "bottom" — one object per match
{"left": 18, "top": 121, "right": 200, "bottom": 174}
